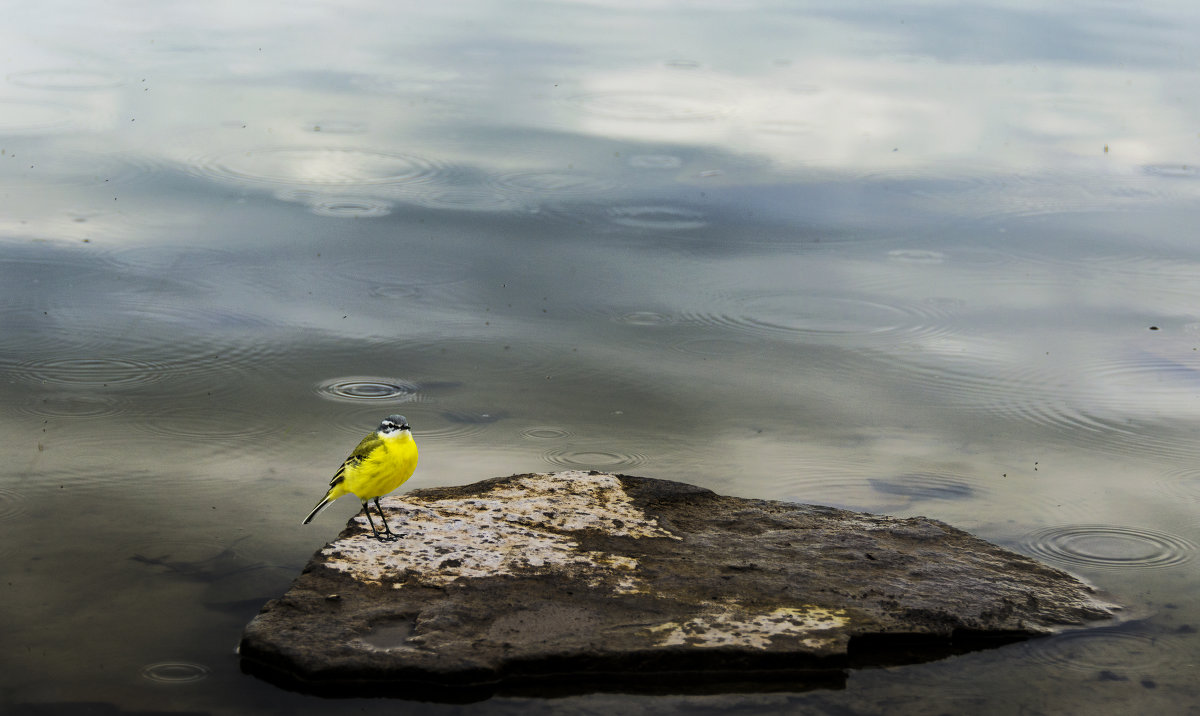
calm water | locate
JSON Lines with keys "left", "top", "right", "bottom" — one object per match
{"left": 3, "top": 1, "right": 1200, "bottom": 713}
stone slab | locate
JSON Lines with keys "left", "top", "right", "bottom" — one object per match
{"left": 239, "top": 471, "right": 1117, "bottom": 698}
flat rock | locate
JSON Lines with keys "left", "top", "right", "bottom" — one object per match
{"left": 240, "top": 471, "right": 1117, "bottom": 698}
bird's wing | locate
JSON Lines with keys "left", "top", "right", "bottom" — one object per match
{"left": 328, "top": 432, "right": 383, "bottom": 487}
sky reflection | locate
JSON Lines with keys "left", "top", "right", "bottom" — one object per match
{"left": 3, "top": 1, "right": 1200, "bottom": 713}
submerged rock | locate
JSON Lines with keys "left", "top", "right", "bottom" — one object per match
{"left": 240, "top": 471, "right": 1117, "bottom": 698}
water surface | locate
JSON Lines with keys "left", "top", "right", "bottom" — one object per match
{"left": 2, "top": 1, "right": 1199, "bottom": 713}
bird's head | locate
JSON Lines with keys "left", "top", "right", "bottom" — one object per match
{"left": 379, "top": 414, "right": 410, "bottom": 435}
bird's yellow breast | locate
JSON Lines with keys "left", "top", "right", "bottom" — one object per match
{"left": 341, "top": 432, "right": 418, "bottom": 501}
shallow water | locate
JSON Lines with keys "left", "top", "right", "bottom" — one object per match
{"left": 2, "top": 1, "right": 1199, "bottom": 713}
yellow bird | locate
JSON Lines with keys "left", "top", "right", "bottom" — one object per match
{"left": 303, "top": 414, "right": 418, "bottom": 541}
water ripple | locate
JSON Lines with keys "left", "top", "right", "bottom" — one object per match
{"left": 17, "top": 393, "right": 128, "bottom": 419}
{"left": 17, "top": 357, "right": 166, "bottom": 386}
{"left": 134, "top": 406, "right": 283, "bottom": 442}
{"left": 868, "top": 341, "right": 1200, "bottom": 459}
{"left": 305, "top": 196, "right": 393, "bottom": 218}
{"left": 6, "top": 320, "right": 288, "bottom": 394}
{"left": 613, "top": 310, "right": 677, "bottom": 326}
{"left": 328, "top": 406, "right": 493, "bottom": 444}
{"left": 492, "top": 170, "right": 620, "bottom": 199}
{"left": 1074, "top": 352, "right": 1200, "bottom": 418}
{"left": 1022, "top": 628, "right": 1181, "bottom": 675}
{"left": 881, "top": 357, "right": 1082, "bottom": 423}
{"left": 778, "top": 470, "right": 984, "bottom": 513}
{"left": 542, "top": 446, "right": 648, "bottom": 470}
{"left": 409, "top": 423, "right": 486, "bottom": 443}
{"left": 315, "top": 376, "right": 419, "bottom": 403}
{"left": 866, "top": 473, "right": 978, "bottom": 501}
{"left": 685, "top": 292, "right": 961, "bottom": 347}
{"left": 0, "top": 305, "right": 109, "bottom": 360}
{"left": 1154, "top": 467, "right": 1200, "bottom": 504}
{"left": 187, "top": 147, "right": 445, "bottom": 187}
{"left": 607, "top": 205, "right": 708, "bottom": 231}
{"left": 521, "top": 426, "right": 574, "bottom": 440}
{"left": 0, "top": 243, "right": 108, "bottom": 284}
{"left": 731, "top": 294, "right": 914, "bottom": 337}
{"left": 141, "top": 662, "right": 211, "bottom": 684}
{"left": 1076, "top": 420, "right": 1200, "bottom": 464}
{"left": 408, "top": 411, "right": 507, "bottom": 443}
{"left": 1076, "top": 255, "right": 1200, "bottom": 302}
{"left": 1021, "top": 525, "right": 1195, "bottom": 570}
{"left": 411, "top": 186, "right": 522, "bottom": 212}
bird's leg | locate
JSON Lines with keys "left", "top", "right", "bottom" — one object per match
{"left": 373, "top": 497, "right": 401, "bottom": 540}
{"left": 360, "top": 502, "right": 387, "bottom": 541}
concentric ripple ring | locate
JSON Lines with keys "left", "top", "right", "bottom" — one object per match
{"left": 1021, "top": 525, "right": 1195, "bottom": 570}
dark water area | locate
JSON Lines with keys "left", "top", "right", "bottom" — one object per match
{"left": 3, "top": 2, "right": 1199, "bottom": 713}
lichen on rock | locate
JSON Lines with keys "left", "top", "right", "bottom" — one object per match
{"left": 319, "top": 471, "right": 674, "bottom": 588}
{"left": 647, "top": 603, "right": 850, "bottom": 649}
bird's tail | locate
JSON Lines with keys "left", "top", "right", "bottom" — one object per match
{"left": 303, "top": 495, "right": 335, "bottom": 525}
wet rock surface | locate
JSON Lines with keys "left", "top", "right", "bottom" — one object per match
{"left": 240, "top": 471, "right": 1117, "bottom": 699}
